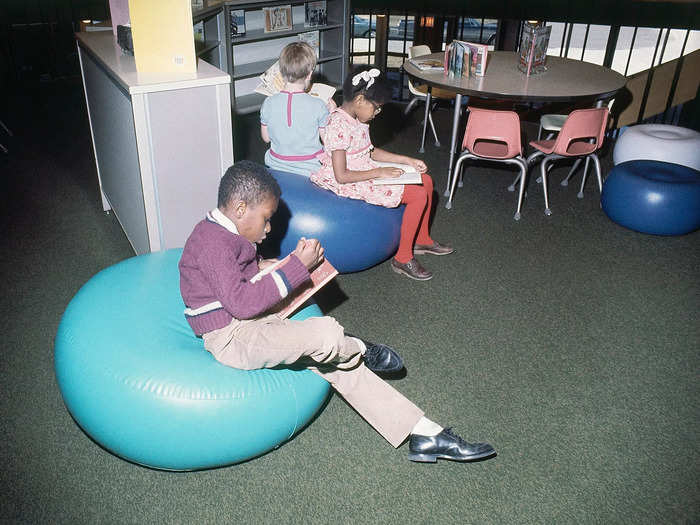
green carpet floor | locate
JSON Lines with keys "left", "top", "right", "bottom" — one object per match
{"left": 1, "top": 78, "right": 698, "bottom": 524}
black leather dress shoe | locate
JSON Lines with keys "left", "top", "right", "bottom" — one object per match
{"left": 360, "top": 340, "right": 404, "bottom": 374}
{"left": 408, "top": 428, "right": 496, "bottom": 463}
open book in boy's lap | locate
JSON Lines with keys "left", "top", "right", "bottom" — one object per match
{"left": 252, "top": 254, "right": 338, "bottom": 318}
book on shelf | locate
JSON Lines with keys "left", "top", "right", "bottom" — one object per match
{"left": 444, "top": 40, "right": 489, "bottom": 78}
{"left": 408, "top": 57, "right": 444, "bottom": 72}
{"left": 251, "top": 254, "right": 338, "bottom": 319}
{"left": 193, "top": 20, "right": 205, "bottom": 43}
{"left": 372, "top": 161, "right": 423, "bottom": 185}
{"left": 304, "top": 0, "right": 327, "bottom": 27}
{"left": 254, "top": 61, "right": 336, "bottom": 103}
{"left": 518, "top": 22, "right": 551, "bottom": 76}
{"left": 298, "top": 30, "right": 320, "bottom": 58}
{"left": 263, "top": 5, "right": 293, "bottom": 33}
{"left": 230, "top": 9, "right": 246, "bottom": 37}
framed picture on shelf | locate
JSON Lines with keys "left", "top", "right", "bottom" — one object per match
{"left": 304, "top": 0, "right": 327, "bottom": 27}
{"left": 230, "top": 9, "right": 246, "bottom": 37}
{"left": 263, "top": 5, "right": 293, "bottom": 33}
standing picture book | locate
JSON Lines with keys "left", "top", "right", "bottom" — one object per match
{"left": 254, "top": 61, "right": 336, "bottom": 103}
{"left": 462, "top": 41, "right": 488, "bottom": 76}
{"left": 263, "top": 5, "right": 293, "bottom": 33}
{"left": 230, "top": 9, "right": 246, "bottom": 37}
{"left": 518, "top": 21, "right": 551, "bottom": 76}
{"left": 304, "top": 0, "right": 327, "bottom": 27}
{"left": 251, "top": 255, "right": 338, "bottom": 319}
{"left": 371, "top": 161, "right": 423, "bottom": 185}
{"left": 444, "top": 40, "right": 489, "bottom": 78}
{"left": 444, "top": 41, "right": 468, "bottom": 78}
{"left": 298, "top": 30, "right": 320, "bottom": 58}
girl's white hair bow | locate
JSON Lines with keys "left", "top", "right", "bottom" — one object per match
{"left": 351, "top": 68, "right": 381, "bottom": 89}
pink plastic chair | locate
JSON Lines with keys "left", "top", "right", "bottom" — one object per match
{"left": 446, "top": 107, "right": 529, "bottom": 221}
{"left": 527, "top": 107, "right": 609, "bottom": 216}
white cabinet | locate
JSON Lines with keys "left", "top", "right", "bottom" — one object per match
{"left": 77, "top": 31, "right": 234, "bottom": 254}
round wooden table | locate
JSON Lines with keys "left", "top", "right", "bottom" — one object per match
{"left": 403, "top": 51, "right": 627, "bottom": 192}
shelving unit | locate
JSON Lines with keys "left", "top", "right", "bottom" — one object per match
{"left": 224, "top": 0, "right": 349, "bottom": 115}
{"left": 193, "top": 3, "right": 229, "bottom": 71}
{"left": 192, "top": 0, "right": 349, "bottom": 114}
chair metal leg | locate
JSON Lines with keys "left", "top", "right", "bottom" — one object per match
{"left": 419, "top": 90, "right": 432, "bottom": 153}
{"left": 404, "top": 97, "right": 419, "bottom": 116}
{"left": 0, "top": 120, "right": 12, "bottom": 137}
{"left": 583, "top": 154, "right": 603, "bottom": 202}
{"left": 445, "top": 154, "right": 467, "bottom": 210}
{"left": 514, "top": 159, "right": 528, "bottom": 221}
{"left": 561, "top": 158, "right": 583, "bottom": 187}
{"left": 576, "top": 157, "right": 592, "bottom": 198}
{"left": 508, "top": 173, "right": 520, "bottom": 192}
{"left": 511, "top": 151, "right": 544, "bottom": 191}
{"left": 540, "top": 158, "right": 552, "bottom": 216}
{"left": 0, "top": 120, "right": 10, "bottom": 153}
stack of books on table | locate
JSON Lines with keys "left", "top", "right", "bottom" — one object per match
{"left": 444, "top": 40, "right": 489, "bottom": 78}
{"left": 408, "top": 57, "right": 444, "bottom": 72}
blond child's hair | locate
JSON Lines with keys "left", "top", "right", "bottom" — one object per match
{"left": 279, "top": 42, "right": 317, "bottom": 83}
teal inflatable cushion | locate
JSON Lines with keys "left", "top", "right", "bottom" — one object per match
{"left": 55, "top": 249, "right": 330, "bottom": 471}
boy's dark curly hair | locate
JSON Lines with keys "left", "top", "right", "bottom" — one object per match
{"left": 342, "top": 65, "right": 392, "bottom": 105}
{"left": 218, "top": 160, "right": 281, "bottom": 209}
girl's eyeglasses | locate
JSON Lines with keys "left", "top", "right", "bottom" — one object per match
{"left": 369, "top": 101, "right": 382, "bottom": 115}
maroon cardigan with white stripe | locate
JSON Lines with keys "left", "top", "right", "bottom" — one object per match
{"left": 179, "top": 214, "right": 310, "bottom": 335}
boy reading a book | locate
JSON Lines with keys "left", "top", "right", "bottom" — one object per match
{"left": 260, "top": 42, "right": 334, "bottom": 176}
{"left": 178, "top": 160, "right": 496, "bottom": 463}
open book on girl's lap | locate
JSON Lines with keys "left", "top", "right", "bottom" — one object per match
{"left": 372, "top": 161, "right": 423, "bottom": 185}
{"left": 251, "top": 254, "right": 338, "bottom": 319}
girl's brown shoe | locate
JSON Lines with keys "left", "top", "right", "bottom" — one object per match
{"left": 391, "top": 258, "right": 433, "bottom": 281}
{"left": 413, "top": 241, "right": 454, "bottom": 256}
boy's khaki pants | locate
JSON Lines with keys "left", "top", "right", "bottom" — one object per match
{"left": 202, "top": 314, "right": 424, "bottom": 448}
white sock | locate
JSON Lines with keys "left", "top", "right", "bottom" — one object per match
{"left": 350, "top": 337, "right": 367, "bottom": 355}
{"left": 411, "top": 417, "right": 443, "bottom": 437}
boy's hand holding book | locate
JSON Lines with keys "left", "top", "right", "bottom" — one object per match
{"left": 251, "top": 239, "right": 337, "bottom": 319}
{"left": 294, "top": 237, "right": 325, "bottom": 270}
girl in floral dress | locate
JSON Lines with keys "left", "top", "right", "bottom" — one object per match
{"left": 310, "top": 66, "right": 453, "bottom": 281}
